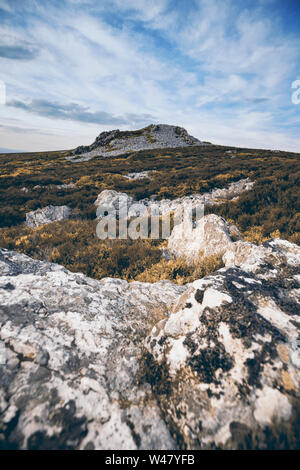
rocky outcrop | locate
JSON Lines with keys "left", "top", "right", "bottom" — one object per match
{"left": 25, "top": 205, "right": 72, "bottom": 228}
{"left": 94, "top": 178, "right": 254, "bottom": 219}
{"left": 145, "top": 249, "right": 300, "bottom": 448}
{"left": 0, "top": 248, "right": 184, "bottom": 450}
{"left": 168, "top": 213, "right": 300, "bottom": 274}
{"left": 0, "top": 218, "right": 299, "bottom": 449}
{"left": 72, "top": 129, "right": 121, "bottom": 156}
{"left": 67, "top": 124, "right": 209, "bottom": 162}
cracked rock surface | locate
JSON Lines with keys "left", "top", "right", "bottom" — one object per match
{"left": 0, "top": 248, "right": 184, "bottom": 450}
{"left": 0, "top": 215, "right": 300, "bottom": 449}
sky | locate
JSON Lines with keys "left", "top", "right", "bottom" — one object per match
{"left": 0, "top": 0, "right": 300, "bottom": 152}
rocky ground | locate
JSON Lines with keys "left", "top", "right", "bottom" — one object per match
{"left": 22, "top": 178, "right": 253, "bottom": 229}
{"left": 0, "top": 215, "right": 299, "bottom": 450}
{"left": 66, "top": 124, "right": 209, "bottom": 162}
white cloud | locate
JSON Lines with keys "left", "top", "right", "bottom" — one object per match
{"left": 0, "top": 0, "right": 299, "bottom": 151}
{"left": 106, "top": 0, "right": 169, "bottom": 22}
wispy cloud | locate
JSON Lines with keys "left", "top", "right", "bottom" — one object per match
{"left": 0, "top": 35, "right": 39, "bottom": 60}
{"left": 0, "top": 0, "right": 300, "bottom": 151}
{"left": 7, "top": 98, "right": 157, "bottom": 127}
{"left": 0, "top": 44, "right": 38, "bottom": 60}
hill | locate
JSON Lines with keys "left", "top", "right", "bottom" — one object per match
{"left": 67, "top": 124, "right": 209, "bottom": 161}
{"left": 0, "top": 132, "right": 300, "bottom": 450}
{"left": 0, "top": 138, "right": 299, "bottom": 282}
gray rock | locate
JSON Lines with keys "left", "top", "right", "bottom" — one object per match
{"left": 161, "top": 248, "right": 173, "bottom": 261}
{"left": 35, "top": 349, "right": 50, "bottom": 367}
{"left": 25, "top": 205, "right": 72, "bottom": 228}
{"left": 95, "top": 178, "right": 254, "bottom": 220}
{"left": 0, "top": 215, "right": 299, "bottom": 449}
{"left": 0, "top": 248, "right": 183, "bottom": 450}
{"left": 56, "top": 183, "right": 75, "bottom": 189}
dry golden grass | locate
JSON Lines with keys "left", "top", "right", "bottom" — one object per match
{"left": 0, "top": 219, "right": 224, "bottom": 284}
{"left": 136, "top": 253, "right": 224, "bottom": 284}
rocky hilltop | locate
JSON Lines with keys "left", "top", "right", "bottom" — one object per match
{"left": 67, "top": 124, "right": 209, "bottom": 162}
{"left": 0, "top": 215, "right": 299, "bottom": 450}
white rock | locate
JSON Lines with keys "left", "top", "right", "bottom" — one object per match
{"left": 25, "top": 205, "right": 71, "bottom": 228}
{"left": 94, "top": 189, "right": 134, "bottom": 218}
{"left": 168, "top": 214, "right": 240, "bottom": 263}
{"left": 0, "top": 248, "right": 182, "bottom": 450}
{"left": 1, "top": 211, "right": 300, "bottom": 449}
{"left": 124, "top": 171, "right": 152, "bottom": 180}
{"left": 94, "top": 178, "right": 254, "bottom": 221}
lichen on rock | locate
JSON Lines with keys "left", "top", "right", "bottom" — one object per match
{"left": 0, "top": 211, "right": 299, "bottom": 449}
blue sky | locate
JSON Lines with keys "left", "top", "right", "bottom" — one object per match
{"left": 0, "top": 0, "right": 300, "bottom": 151}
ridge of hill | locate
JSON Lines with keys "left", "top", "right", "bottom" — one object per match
{"left": 67, "top": 124, "right": 210, "bottom": 161}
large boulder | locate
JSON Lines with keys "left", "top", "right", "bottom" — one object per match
{"left": 168, "top": 214, "right": 242, "bottom": 263}
{"left": 145, "top": 238, "right": 300, "bottom": 449}
{"left": 25, "top": 205, "right": 71, "bottom": 228}
{"left": 0, "top": 248, "right": 183, "bottom": 450}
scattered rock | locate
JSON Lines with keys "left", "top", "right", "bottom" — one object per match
{"left": 124, "top": 171, "right": 152, "bottom": 180}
